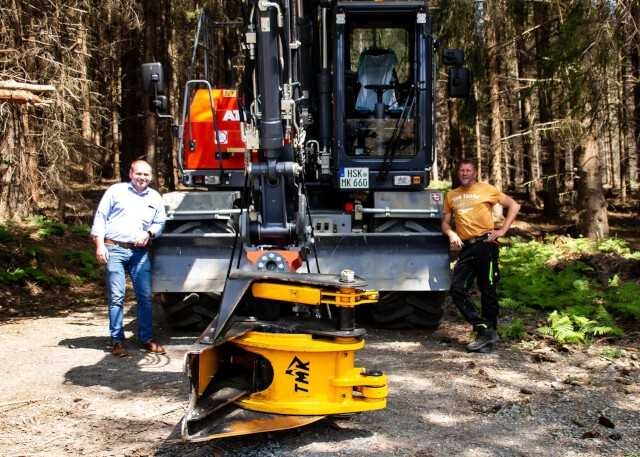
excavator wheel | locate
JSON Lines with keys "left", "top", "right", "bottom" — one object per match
{"left": 158, "top": 292, "right": 220, "bottom": 331}
{"left": 368, "top": 291, "right": 445, "bottom": 329}
{"left": 156, "top": 219, "right": 232, "bottom": 331}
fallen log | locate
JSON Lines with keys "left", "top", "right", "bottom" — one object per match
{"left": 0, "top": 89, "right": 43, "bottom": 104}
{"left": 0, "top": 80, "right": 56, "bottom": 92}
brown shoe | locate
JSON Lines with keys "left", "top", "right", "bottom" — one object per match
{"left": 142, "top": 340, "right": 166, "bottom": 354}
{"left": 111, "top": 342, "right": 129, "bottom": 358}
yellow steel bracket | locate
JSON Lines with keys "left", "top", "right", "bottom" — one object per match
{"left": 251, "top": 282, "right": 378, "bottom": 308}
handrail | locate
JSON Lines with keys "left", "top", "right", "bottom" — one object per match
{"left": 177, "top": 80, "right": 218, "bottom": 175}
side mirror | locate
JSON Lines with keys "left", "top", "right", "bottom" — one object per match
{"left": 443, "top": 48, "right": 465, "bottom": 66}
{"left": 141, "top": 63, "right": 172, "bottom": 119}
{"left": 149, "top": 95, "right": 168, "bottom": 113}
{"left": 141, "top": 62, "right": 165, "bottom": 95}
{"left": 448, "top": 67, "right": 471, "bottom": 98}
{"left": 443, "top": 49, "right": 470, "bottom": 98}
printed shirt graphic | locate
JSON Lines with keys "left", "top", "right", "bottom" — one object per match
{"left": 443, "top": 182, "right": 504, "bottom": 241}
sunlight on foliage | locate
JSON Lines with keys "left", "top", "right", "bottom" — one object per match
{"left": 537, "top": 308, "right": 623, "bottom": 344}
{"left": 427, "top": 180, "right": 451, "bottom": 192}
{"left": 28, "top": 216, "right": 66, "bottom": 238}
{"left": 0, "top": 266, "right": 49, "bottom": 285}
{"left": 500, "top": 236, "right": 638, "bottom": 344}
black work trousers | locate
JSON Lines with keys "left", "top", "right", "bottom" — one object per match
{"left": 450, "top": 241, "right": 500, "bottom": 330}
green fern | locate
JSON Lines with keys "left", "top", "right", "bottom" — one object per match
{"left": 606, "top": 282, "right": 640, "bottom": 319}
{"left": 537, "top": 308, "right": 622, "bottom": 345}
{"left": 592, "top": 305, "right": 624, "bottom": 337}
{"left": 500, "top": 236, "right": 639, "bottom": 343}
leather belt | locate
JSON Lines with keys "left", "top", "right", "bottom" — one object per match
{"left": 462, "top": 233, "right": 490, "bottom": 248}
{"left": 104, "top": 239, "right": 145, "bottom": 250}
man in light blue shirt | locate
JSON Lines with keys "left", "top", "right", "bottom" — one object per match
{"left": 91, "top": 160, "right": 166, "bottom": 357}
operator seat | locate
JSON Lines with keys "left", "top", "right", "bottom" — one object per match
{"left": 355, "top": 48, "right": 400, "bottom": 113}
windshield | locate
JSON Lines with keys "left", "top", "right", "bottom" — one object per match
{"left": 344, "top": 25, "right": 415, "bottom": 158}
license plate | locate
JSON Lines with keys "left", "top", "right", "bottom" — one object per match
{"left": 339, "top": 167, "right": 369, "bottom": 189}
{"left": 394, "top": 175, "right": 411, "bottom": 186}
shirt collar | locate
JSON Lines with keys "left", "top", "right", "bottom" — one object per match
{"left": 128, "top": 182, "right": 150, "bottom": 196}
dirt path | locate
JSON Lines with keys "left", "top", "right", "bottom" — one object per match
{"left": 0, "top": 305, "right": 638, "bottom": 457}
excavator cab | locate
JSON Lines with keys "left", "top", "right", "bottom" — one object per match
{"left": 334, "top": 2, "right": 433, "bottom": 190}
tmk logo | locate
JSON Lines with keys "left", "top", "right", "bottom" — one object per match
{"left": 285, "top": 355, "right": 310, "bottom": 392}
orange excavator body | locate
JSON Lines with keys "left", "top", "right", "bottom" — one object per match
{"left": 183, "top": 88, "right": 248, "bottom": 170}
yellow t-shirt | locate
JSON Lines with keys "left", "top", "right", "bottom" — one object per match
{"left": 443, "top": 182, "right": 505, "bottom": 241}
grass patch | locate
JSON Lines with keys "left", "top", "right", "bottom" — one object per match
{"left": 28, "top": 215, "right": 66, "bottom": 238}
{"left": 600, "top": 346, "right": 624, "bottom": 360}
{"left": 498, "top": 318, "right": 526, "bottom": 341}
{"left": 0, "top": 224, "right": 15, "bottom": 243}
{"left": 0, "top": 218, "right": 99, "bottom": 289}
{"left": 63, "top": 250, "right": 100, "bottom": 281}
{"left": 69, "top": 224, "right": 91, "bottom": 236}
{"left": 500, "top": 236, "right": 638, "bottom": 345}
{"left": 0, "top": 266, "right": 50, "bottom": 285}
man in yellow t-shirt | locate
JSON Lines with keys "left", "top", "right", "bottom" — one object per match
{"left": 441, "top": 160, "right": 520, "bottom": 352}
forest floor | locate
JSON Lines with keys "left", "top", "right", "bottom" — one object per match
{"left": 0, "top": 193, "right": 639, "bottom": 457}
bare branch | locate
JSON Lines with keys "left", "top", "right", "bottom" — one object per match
{"left": 0, "top": 80, "right": 56, "bottom": 92}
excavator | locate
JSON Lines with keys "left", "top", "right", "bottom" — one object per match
{"left": 142, "top": 0, "right": 469, "bottom": 442}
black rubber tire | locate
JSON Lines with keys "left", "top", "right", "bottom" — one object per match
{"left": 156, "top": 220, "right": 232, "bottom": 331}
{"left": 158, "top": 292, "right": 221, "bottom": 331}
{"left": 368, "top": 291, "right": 445, "bottom": 329}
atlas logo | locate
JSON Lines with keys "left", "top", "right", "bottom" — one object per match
{"left": 222, "top": 110, "right": 240, "bottom": 122}
{"left": 285, "top": 355, "right": 310, "bottom": 392}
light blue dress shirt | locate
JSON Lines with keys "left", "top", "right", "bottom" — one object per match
{"left": 91, "top": 182, "right": 166, "bottom": 243}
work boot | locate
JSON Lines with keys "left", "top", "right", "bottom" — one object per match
{"left": 466, "top": 326, "right": 499, "bottom": 353}
{"left": 111, "top": 342, "right": 129, "bottom": 358}
{"left": 142, "top": 340, "right": 166, "bottom": 354}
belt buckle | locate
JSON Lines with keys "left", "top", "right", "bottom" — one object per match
{"left": 467, "top": 234, "right": 487, "bottom": 247}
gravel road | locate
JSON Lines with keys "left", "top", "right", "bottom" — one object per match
{"left": 0, "top": 303, "right": 638, "bottom": 457}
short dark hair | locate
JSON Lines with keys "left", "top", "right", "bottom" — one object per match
{"left": 457, "top": 159, "right": 477, "bottom": 171}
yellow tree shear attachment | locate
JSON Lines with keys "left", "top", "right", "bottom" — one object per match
{"left": 181, "top": 270, "right": 388, "bottom": 441}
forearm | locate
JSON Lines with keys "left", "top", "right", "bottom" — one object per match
{"left": 441, "top": 220, "right": 456, "bottom": 237}
{"left": 500, "top": 202, "right": 521, "bottom": 232}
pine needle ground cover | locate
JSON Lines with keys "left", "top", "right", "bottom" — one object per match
{"left": 499, "top": 236, "right": 640, "bottom": 344}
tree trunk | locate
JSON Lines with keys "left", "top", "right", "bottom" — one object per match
{"left": 78, "top": 18, "right": 94, "bottom": 183}
{"left": 143, "top": 0, "right": 159, "bottom": 173}
{"left": 487, "top": 0, "right": 503, "bottom": 189}
{"left": 620, "top": 44, "right": 634, "bottom": 201}
{"left": 630, "top": 1, "right": 640, "bottom": 191}
{"left": 119, "top": 6, "right": 145, "bottom": 177}
{"left": 448, "top": 99, "right": 463, "bottom": 167}
{"left": 576, "top": 134, "right": 609, "bottom": 240}
{"left": 534, "top": 2, "right": 560, "bottom": 217}
{"left": 473, "top": 84, "right": 484, "bottom": 181}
